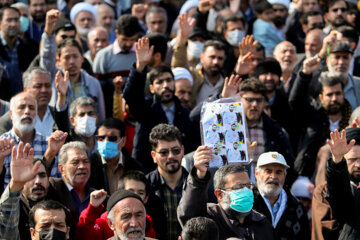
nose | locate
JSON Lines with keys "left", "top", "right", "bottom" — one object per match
{"left": 129, "top": 216, "right": 139, "bottom": 227}
{"left": 184, "top": 93, "right": 190, "bottom": 101}
{"left": 34, "top": 175, "right": 41, "bottom": 184}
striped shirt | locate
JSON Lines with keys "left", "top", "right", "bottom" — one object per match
{"left": 0, "top": 32, "right": 19, "bottom": 66}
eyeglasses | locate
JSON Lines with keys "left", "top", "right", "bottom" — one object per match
{"left": 222, "top": 182, "right": 255, "bottom": 191}
{"left": 96, "top": 135, "right": 119, "bottom": 142}
{"left": 155, "top": 147, "right": 182, "bottom": 157}
{"left": 243, "top": 97, "right": 264, "bottom": 103}
{"left": 331, "top": 7, "right": 347, "bottom": 13}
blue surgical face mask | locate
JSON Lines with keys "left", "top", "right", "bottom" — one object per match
{"left": 228, "top": 187, "right": 254, "bottom": 213}
{"left": 20, "top": 16, "right": 29, "bottom": 33}
{"left": 97, "top": 140, "right": 120, "bottom": 159}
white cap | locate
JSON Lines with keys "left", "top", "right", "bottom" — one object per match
{"left": 257, "top": 152, "right": 289, "bottom": 168}
{"left": 268, "top": 0, "right": 290, "bottom": 8}
{"left": 290, "top": 176, "right": 314, "bottom": 199}
{"left": 70, "top": 2, "right": 97, "bottom": 24}
{"left": 172, "top": 67, "right": 194, "bottom": 86}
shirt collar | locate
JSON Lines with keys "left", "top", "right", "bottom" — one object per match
{"left": 113, "top": 40, "right": 135, "bottom": 55}
{"left": 161, "top": 103, "right": 175, "bottom": 113}
{"left": 64, "top": 181, "right": 74, "bottom": 192}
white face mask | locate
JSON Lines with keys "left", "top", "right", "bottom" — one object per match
{"left": 75, "top": 115, "right": 97, "bottom": 137}
{"left": 227, "top": 29, "right": 246, "bottom": 47}
{"left": 187, "top": 40, "right": 204, "bottom": 59}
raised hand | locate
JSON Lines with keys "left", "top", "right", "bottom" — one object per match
{"left": 131, "top": 3, "right": 148, "bottom": 20}
{"left": 135, "top": 37, "right": 154, "bottom": 72}
{"left": 318, "top": 30, "right": 337, "bottom": 59}
{"left": 193, "top": 145, "right": 214, "bottom": 179}
{"left": 302, "top": 55, "right": 321, "bottom": 75}
{"left": 221, "top": 74, "right": 242, "bottom": 98}
{"left": 113, "top": 76, "right": 125, "bottom": 94}
{"left": 0, "top": 137, "right": 14, "bottom": 160}
{"left": 178, "top": 13, "right": 196, "bottom": 42}
{"left": 246, "top": 138, "right": 257, "bottom": 155}
{"left": 198, "top": 0, "right": 214, "bottom": 13}
{"left": 45, "top": 9, "right": 61, "bottom": 35}
{"left": 44, "top": 130, "right": 68, "bottom": 165}
{"left": 90, "top": 189, "right": 107, "bottom": 208}
{"left": 9, "top": 142, "right": 41, "bottom": 191}
{"left": 239, "top": 35, "right": 258, "bottom": 58}
{"left": 229, "top": 0, "right": 241, "bottom": 13}
{"left": 234, "top": 52, "right": 253, "bottom": 75}
{"left": 327, "top": 129, "right": 356, "bottom": 163}
{"left": 55, "top": 71, "right": 69, "bottom": 97}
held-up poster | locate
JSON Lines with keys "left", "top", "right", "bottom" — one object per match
{"left": 201, "top": 97, "right": 248, "bottom": 168}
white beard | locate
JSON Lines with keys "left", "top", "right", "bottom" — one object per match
{"left": 12, "top": 113, "right": 36, "bottom": 133}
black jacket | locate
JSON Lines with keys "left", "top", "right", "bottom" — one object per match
{"left": 253, "top": 187, "right": 311, "bottom": 240}
{"left": 123, "top": 65, "right": 195, "bottom": 172}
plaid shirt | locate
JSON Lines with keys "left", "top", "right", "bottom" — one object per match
{"left": 0, "top": 185, "right": 21, "bottom": 240}
{"left": 161, "top": 174, "right": 184, "bottom": 240}
{"left": 246, "top": 118, "right": 265, "bottom": 163}
{"left": 1, "top": 129, "right": 48, "bottom": 190}
{"left": 0, "top": 32, "right": 19, "bottom": 65}
{"left": 70, "top": 81, "right": 88, "bottom": 103}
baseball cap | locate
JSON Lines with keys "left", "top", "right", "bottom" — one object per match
{"left": 257, "top": 152, "right": 289, "bottom": 168}
{"left": 330, "top": 41, "right": 353, "bottom": 54}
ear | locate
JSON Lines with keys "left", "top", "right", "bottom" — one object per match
{"left": 254, "top": 167, "right": 259, "bottom": 180}
{"left": 200, "top": 52, "right": 204, "bottom": 63}
{"left": 318, "top": 93, "right": 323, "bottom": 102}
{"left": 30, "top": 228, "right": 36, "bottom": 240}
{"left": 214, "top": 189, "right": 223, "bottom": 202}
{"left": 66, "top": 226, "right": 70, "bottom": 239}
{"left": 58, "top": 164, "right": 65, "bottom": 176}
{"left": 144, "top": 194, "right": 149, "bottom": 204}
{"left": 115, "top": 29, "right": 119, "bottom": 37}
{"left": 69, "top": 116, "right": 75, "bottom": 126}
{"left": 149, "top": 84, "right": 155, "bottom": 94}
{"left": 9, "top": 109, "right": 13, "bottom": 121}
{"left": 107, "top": 218, "right": 116, "bottom": 231}
{"left": 151, "top": 150, "right": 157, "bottom": 163}
{"left": 350, "top": 42, "right": 356, "bottom": 51}
{"left": 119, "top": 136, "right": 127, "bottom": 148}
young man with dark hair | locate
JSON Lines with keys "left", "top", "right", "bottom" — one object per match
{"left": 323, "top": 0, "right": 348, "bottom": 33}
{"left": 180, "top": 217, "right": 219, "bottom": 240}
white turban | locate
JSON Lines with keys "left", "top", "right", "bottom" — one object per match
{"left": 268, "top": 0, "right": 290, "bottom": 8}
{"left": 70, "top": 2, "right": 97, "bottom": 24}
{"left": 172, "top": 67, "right": 193, "bottom": 86}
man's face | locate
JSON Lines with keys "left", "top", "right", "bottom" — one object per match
{"left": 200, "top": 46, "right": 225, "bottom": 77}
{"left": 345, "top": 145, "right": 360, "bottom": 185}
{"left": 97, "top": 126, "right": 124, "bottom": 152}
{"left": 88, "top": 29, "right": 109, "bottom": 57}
{"left": 116, "top": 34, "right": 137, "bottom": 53}
{"left": 326, "top": 1, "right": 347, "bottom": 27}
{"left": 150, "top": 72, "right": 175, "bottom": 104}
{"left": 151, "top": 139, "right": 184, "bottom": 175}
{"left": 224, "top": 20, "right": 245, "bottom": 41}
{"left": 255, "top": 163, "right": 286, "bottom": 198}
{"left": 306, "top": 15, "right": 324, "bottom": 31}
{"left": 109, "top": 198, "right": 146, "bottom": 240}
{"left": 71, "top": 104, "right": 97, "bottom": 127}
{"left": 305, "top": 33, "right": 323, "bottom": 57}
{"left": 258, "top": 72, "right": 280, "bottom": 93}
{"left": 272, "top": 4, "right": 288, "bottom": 28}
{"left": 55, "top": 29, "right": 76, "bottom": 45}
{"left": 97, "top": 5, "right": 115, "bottom": 31}
{"left": 23, "top": 164, "right": 49, "bottom": 202}
{"left": 124, "top": 179, "right": 148, "bottom": 203}
{"left": 1, "top": 9, "right": 20, "bottom": 38}
{"left": 231, "top": 124, "right": 236, "bottom": 131}
{"left": 327, "top": 51, "right": 351, "bottom": 77}
{"left": 214, "top": 0, "right": 227, "bottom": 10}
{"left": 302, "top": 0, "right": 320, "bottom": 12}
{"left": 319, "top": 83, "right": 344, "bottom": 114}
{"left": 219, "top": 172, "right": 250, "bottom": 207}
{"left": 29, "top": 0, "right": 46, "bottom": 23}
{"left": 10, "top": 94, "right": 37, "bottom": 133}
{"left": 229, "top": 105, "right": 234, "bottom": 112}
{"left": 75, "top": 11, "right": 95, "bottom": 29}
{"left": 146, "top": 12, "right": 166, "bottom": 34}
{"left": 175, "top": 79, "right": 192, "bottom": 108}
{"left": 58, "top": 46, "right": 83, "bottom": 78}
{"left": 30, "top": 208, "right": 69, "bottom": 240}
{"left": 241, "top": 92, "right": 265, "bottom": 125}
{"left": 273, "top": 42, "right": 297, "bottom": 73}
{"left": 59, "top": 148, "right": 90, "bottom": 188}
{"left": 26, "top": 73, "right": 52, "bottom": 110}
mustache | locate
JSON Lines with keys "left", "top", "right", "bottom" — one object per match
{"left": 265, "top": 179, "right": 280, "bottom": 185}
{"left": 125, "top": 227, "right": 144, "bottom": 235}
{"left": 31, "top": 185, "right": 45, "bottom": 192}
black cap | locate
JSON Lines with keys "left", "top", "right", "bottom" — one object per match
{"left": 330, "top": 41, "right": 353, "bottom": 54}
{"left": 107, "top": 189, "right": 144, "bottom": 212}
{"left": 255, "top": 57, "right": 282, "bottom": 78}
{"left": 345, "top": 128, "right": 360, "bottom": 144}
{"left": 188, "top": 27, "right": 209, "bottom": 40}
{"left": 54, "top": 15, "right": 76, "bottom": 35}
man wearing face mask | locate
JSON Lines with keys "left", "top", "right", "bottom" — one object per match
{"left": 178, "top": 145, "right": 275, "bottom": 239}
{"left": 88, "top": 118, "right": 144, "bottom": 195}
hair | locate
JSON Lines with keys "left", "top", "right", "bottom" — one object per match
{"left": 181, "top": 217, "right": 219, "bottom": 240}
{"left": 9, "top": 92, "right": 38, "bottom": 113}
{"left": 33, "top": 158, "right": 50, "bottom": 176}
{"left": 28, "top": 200, "right": 69, "bottom": 228}
{"left": 221, "top": 14, "right": 245, "bottom": 34}
{"left": 69, "top": 96, "right": 96, "bottom": 118}
{"left": 336, "top": 25, "right": 359, "bottom": 46}
{"left": 0, "top": 7, "right": 20, "bottom": 21}
{"left": 204, "top": 39, "right": 226, "bottom": 52}
{"left": 11, "top": 2, "right": 28, "bottom": 9}
{"left": 87, "top": 26, "right": 108, "bottom": 41}
{"left": 57, "top": 38, "right": 83, "bottom": 56}
{"left": 116, "top": 14, "right": 141, "bottom": 36}
{"left": 148, "top": 65, "right": 174, "bottom": 84}
{"left": 254, "top": 0, "right": 272, "bottom": 14}
{"left": 146, "top": 33, "right": 167, "bottom": 61}
{"left": 149, "top": 123, "right": 182, "bottom": 150}
{"left": 325, "top": 0, "right": 348, "bottom": 13}
{"left": 98, "top": 118, "right": 125, "bottom": 137}
{"left": 319, "top": 71, "right": 345, "bottom": 93}
{"left": 23, "top": 67, "right": 51, "bottom": 88}
{"left": 58, "top": 141, "right": 89, "bottom": 165}
{"left": 300, "top": 10, "right": 322, "bottom": 25}
{"left": 239, "top": 77, "right": 268, "bottom": 99}
{"left": 349, "top": 106, "right": 360, "bottom": 124}
{"left": 213, "top": 164, "right": 247, "bottom": 190}
{"left": 145, "top": 6, "right": 168, "bottom": 24}
{"left": 118, "top": 170, "right": 150, "bottom": 196}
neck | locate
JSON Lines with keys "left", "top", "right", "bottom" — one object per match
{"left": 14, "top": 128, "right": 34, "bottom": 143}
{"left": 90, "top": 51, "right": 96, "bottom": 61}
{"left": 106, "top": 153, "right": 121, "bottom": 167}
{"left": 37, "top": 106, "right": 47, "bottom": 120}
{"left": 162, "top": 101, "right": 174, "bottom": 108}
{"left": 267, "top": 91, "right": 275, "bottom": 101}
{"left": 329, "top": 112, "right": 342, "bottom": 122}
{"left": 282, "top": 71, "right": 291, "bottom": 83}
{"left": 83, "top": 135, "right": 95, "bottom": 152}
{"left": 74, "top": 184, "right": 87, "bottom": 201}
{"left": 158, "top": 168, "right": 182, "bottom": 190}
{"left": 206, "top": 73, "right": 221, "bottom": 85}
{"left": 246, "top": 117, "right": 260, "bottom": 127}
{"left": 70, "top": 72, "right": 81, "bottom": 84}
{"left": 267, "top": 194, "right": 280, "bottom": 206}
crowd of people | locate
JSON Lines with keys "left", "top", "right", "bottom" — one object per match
{"left": 0, "top": 0, "right": 359, "bottom": 239}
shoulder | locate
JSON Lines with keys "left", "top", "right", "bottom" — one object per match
{"left": 95, "top": 44, "right": 113, "bottom": 58}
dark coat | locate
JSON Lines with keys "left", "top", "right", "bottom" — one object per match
{"left": 177, "top": 168, "right": 276, "bottom": 240}
{"left": 253, "top": 187, "right": 311, "bottom": 240}
{"left": 123, "top": 65, "right": 195, "bottom": 172}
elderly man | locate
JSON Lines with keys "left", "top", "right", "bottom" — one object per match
{"left": 253, "top": 152, "right": 310, "bottom": 239}
{"left": 96, "top": 3, "right": 116, "bottom": 43}
{"left": 172, "top": 67, "right": 194, "bottom": 109}
{"left": 145, "top": 6, "right": 167, "bottom": 35}
{"left": 69, "top": 2, "right": 97, "bottom": 43}
{"left": 178, "top": 146, "right": 275, "bottom": 239}
{"left": 85, "top": 26, "right": 109, "bottom": 65}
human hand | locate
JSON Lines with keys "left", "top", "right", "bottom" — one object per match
{"left": 178, "top": 13, "right": 196, "bottom": 42}
{"left": 193, "top": 145, "right": 214, "bottom": 179}
{"left": 229, "top": 0, "right": 241, "bottom": 13}
{"left": 221, "top": 74, "right": 242, "bottom": 98}
{"left": 239, "top": 35, "right": 258, "bottom": 58}
{"left": 131, "top": 3, "right": 148, "bottom": 20}
{"left": 198, "top": 0, "right": 214, "bottom": 13}
{"left": 135, "top": 38, "right": 154, "bottom": 72}
{"left": 318, "top": 31, "right": 337, "bottom": 59}
{"left": 45, "top": 9, "right": 61, "bottom": 35}
{"left": 302, "top": 55, "right": 321, "bottom": 75}
{"left": 348, "top": 117, "right": 360, "bottom": 128}
{"left": 246, "top": 138, "right": 257, "bottom": 155}
{"left": 46, "top": 130, "right": 68, "bottom": 160}
{"left": 0, "top": 137, "right": 14, "bottom": 161}
{"left": 55, "top": 71, "right": 69, "bottom": 97}
{"left": 327, "top": 129, "right": 355, "bottom": 163}
{"left": 235, "top": 52, "right": 253, "bottom": 75}
{"left": 90, "top": 189, "right": 107, "bottom": 208}
{"left": 113, "top": 76, "right": 124, "bottom": 94}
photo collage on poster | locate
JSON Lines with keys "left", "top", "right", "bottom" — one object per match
{"left": 201, "top": 100, "right": 249, "bottom": 168}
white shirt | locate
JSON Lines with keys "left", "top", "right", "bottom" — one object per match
{"left": 35, "top": 107, "right": 54, "bottom": 137}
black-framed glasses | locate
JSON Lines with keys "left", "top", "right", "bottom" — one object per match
{"left": 155, "top": 147, "right": 182, "bottom": 157}
{"left": 243, "top": 97, "right": 264, "bottom": 103}
{"left": 331, "top": 7, "right": 347, "bottom": 13}
{"left": 222, "top": 182, "right": 255, "bottom": 191}
{"left": 96, "top": 135, "right": 119, "bottom": 142}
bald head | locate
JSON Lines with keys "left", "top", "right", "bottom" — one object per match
{"left": 305, "top": 29, "right": 325, "bottom": 57}
{"left": 273, "top": 41, "right": 297, "bottom": 73}
{"left": 87, "top": 26, "right": 109, "bottom": 59}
